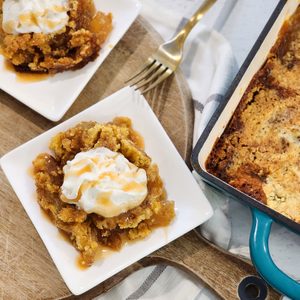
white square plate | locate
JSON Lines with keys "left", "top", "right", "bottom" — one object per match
{"left": 0, "top": 0, "right": 141, "bottom": 121}
{"left": 0, "top": 87, "right": 213, "bottom": 295}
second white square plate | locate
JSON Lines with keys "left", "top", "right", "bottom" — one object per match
{"left": 0, "top": 0, "right": 141, "bottom": 121}
{"left": 0, "top": 87, "right": 213, "bottom": 295}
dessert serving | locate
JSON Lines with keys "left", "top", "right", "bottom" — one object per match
{"left": 0, "top": 0, "right": 112, "bottom": 73}
{"left": 32, "top": 117, "right": 175, "bottom": 267}
{"left": 205, "top": 6, "right": 300, "bottom": 224}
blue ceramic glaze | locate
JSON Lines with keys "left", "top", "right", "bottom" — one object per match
{"left": 250, "top": 208, "right": 300, "bottom": 300}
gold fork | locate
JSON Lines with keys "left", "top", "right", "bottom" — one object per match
{"left": 126, "top": 0, "right": 216, "bottom": 94}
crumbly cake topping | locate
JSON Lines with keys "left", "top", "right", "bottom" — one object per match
{"left": 206, "top": 7, "right": 300, "bottom": 223}
{"left": 33, "top": 117, "right": 175, "bottom": 266}
{"left": 0, "top": 0, "right": 112, "bottom": 73}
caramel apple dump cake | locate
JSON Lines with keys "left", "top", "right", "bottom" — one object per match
{"left": 32, "top": 117, "right": 175, "bottom": 267}
{"left": 206, "top": 7, "right": 300, "bottom": 223}
{"left": 0, "top": 0, "right": 112, "bottom": 73}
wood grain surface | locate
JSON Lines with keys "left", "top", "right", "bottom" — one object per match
{"left": 0, "top": 16, "right": 280, "bottom": 300}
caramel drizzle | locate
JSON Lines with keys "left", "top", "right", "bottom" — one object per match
{"left": 62, "top": 154, "right": 146, "bottom": 205}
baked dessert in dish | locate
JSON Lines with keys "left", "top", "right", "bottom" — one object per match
{"left": 0, "top": 0, "right": 112, "bottom": 73}
{"left": 32, "top": 117, "right": 175, "bottom": 267}
{"left": 206, "top": 7, "right": 300, "bottom": 223}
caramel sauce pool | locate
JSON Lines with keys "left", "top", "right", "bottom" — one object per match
{"left": 55, "top": 228, "right": 114, "bottom": 271}
{"left": 76, "top": 248, "right": 114, "bottom": 270}
{"left": 27, "top": 166, "right": 34, "bottom": 177}
{"left": 4, "top": 60, "right": 49, "bottom": 83}
{"left": 76, "top": 256, "right": 89, "bottom": 270}
{"left": 40, "top": 208, "right": 54, "bottom": 223}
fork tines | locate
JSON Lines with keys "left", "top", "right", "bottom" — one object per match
{"left": 126, "top": 58, "right": 173, "bottom": 94}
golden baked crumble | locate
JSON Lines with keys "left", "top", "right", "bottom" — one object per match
{"left": 0, "top": 0, "right": 112, "bottom": 73}
{"left": 206, "top": 8, "right": 300, "bottom": 223}
{"left": 32, "top": 117, "right": 175, "bottom": 267}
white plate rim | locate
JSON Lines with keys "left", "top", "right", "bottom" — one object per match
{"left": 0, "top": 86, "right": 213, "bottom": 295}
{"left": 0, "top": 0, "right": 141, "bottom": 121}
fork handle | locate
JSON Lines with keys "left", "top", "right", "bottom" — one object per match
{"left": 174, "top": 0, "right": 217, "bottom": 44}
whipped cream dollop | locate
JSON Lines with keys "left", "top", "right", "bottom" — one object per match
{"left": 2, "top": 0, "right": 69, "bottom": 34}
{"left": 61, "top": 147, "right": 148, "bottom": 218}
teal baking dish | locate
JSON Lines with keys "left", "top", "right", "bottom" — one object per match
{"left": 191, "top": 0, "right": 300, "bottom": 298}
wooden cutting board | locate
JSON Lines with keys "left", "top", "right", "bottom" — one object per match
{"left": 0, "top": 16, "right": 280, "bottom": 300}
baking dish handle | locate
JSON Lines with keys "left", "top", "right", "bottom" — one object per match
{"left": 250, "top": 208, "right": 300, "bottom": 299}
